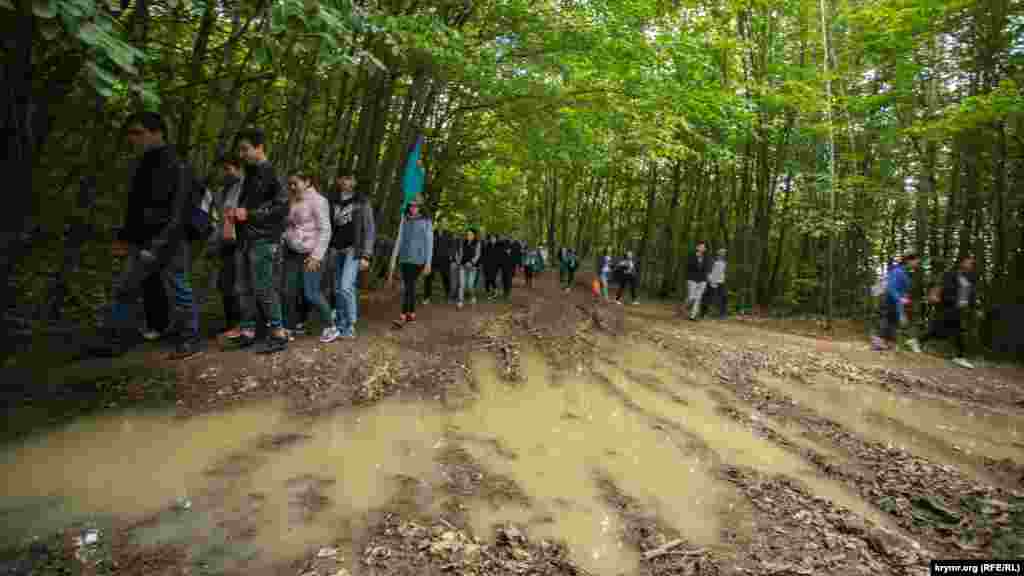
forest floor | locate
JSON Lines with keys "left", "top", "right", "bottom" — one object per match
{"left": 1, "top": 269, "right": 1023, "bottom": 576}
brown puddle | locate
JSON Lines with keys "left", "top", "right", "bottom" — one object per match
{"left": 455, "top": 350, "right": 739, "bottom": 575}
{"left": 756, "top": 372, "right": 1024, "bottom": 485}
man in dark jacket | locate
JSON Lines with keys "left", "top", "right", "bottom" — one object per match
{"left": 91, "top": 111, "right": 200, "bottom": 360}
{"left": 328, "top": 173, "right": 376, "bottom": 339}
{"left": 510, "top": 238, "right": 523, "bottom": 280}
{"left": 483, "top": 235, "right": 500, "bottom": 298}
{"left": 909, "top": 255, "right": 977, "bottom": 369}
{"left": 499, "top": 236, "right": 516, "bottom": 301}
{"left": 226, "top": 127, "right": 290, "bottom": 354}
{"left": 685, "top": 241, "right": 711, "bottom": 320}
{"left": 423, "top": 229, "right": 451, "bottom": 305}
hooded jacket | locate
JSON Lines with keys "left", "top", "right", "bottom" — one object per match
{"left": 238, "top": 160, "right": 289, "bottom": 245}
{"left": 328, "top": 189, "right": 376, "bottom": 261}
{"left": 117, "top": 144, "right": 190, "bottom": 266}
{"left": 398, "top": 213, "right": 433, "bottom": 265}
{"left": 284, "top": 188, "right": 331, "bottom": 261}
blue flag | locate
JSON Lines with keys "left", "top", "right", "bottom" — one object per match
{"left": 401, "top": 136, "right": 425, "bottom": 212}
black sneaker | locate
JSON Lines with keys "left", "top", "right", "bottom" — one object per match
{"left": 169, "top": 339, "right": 204, "bottom": 361}
{"left": 225, "top": 332, "right": 257, "bottom": 349}
{"left": 256, "top": 334, "right": 289, "bottom": 355}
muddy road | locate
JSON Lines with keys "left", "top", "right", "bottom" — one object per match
{"left": 1, "top": 272, "right": 1022, "bottom": 576}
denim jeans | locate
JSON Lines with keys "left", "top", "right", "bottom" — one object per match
{"left": 458, "top": 266, "right": 478, "bottom": 304}
{"left": 334, "top": 249, "right": 360, "bottom": 335}
{"left": 283, "top": 249, "right": 333, "bottom": 328}
{"left": 106, "top": 243, "right": 196, "bottom": 342}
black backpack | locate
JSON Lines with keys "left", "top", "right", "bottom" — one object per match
{"left": 180, "top": 162, "right": 215, "bottom": 243}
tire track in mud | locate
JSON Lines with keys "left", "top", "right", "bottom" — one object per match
{"left": 633, "top": 324, "right": 1024, "bottom": 562}
{"left": 584, "top": 358, "right": 931, "bottom": 576}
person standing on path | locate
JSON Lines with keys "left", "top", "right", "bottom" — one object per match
{"left": 226, "top": 127, "right": 290, "bottom": 354}
{"left": 614, "top": 251, "right": 638, "bottom": 305}
{"left": 597, "top": 250, "right": 612, "bottom": 301}
{"left": 560, "top": 247, "right": 579, "bottom": 292}
{"left": 871, "top": 253, "right": 919, "bottom": 351}
{"left": 328, "top": 173, "right": 375, "bottom": 340}
{"left": 91, "top": 111, "right": 200, "bottom": 360}
{"left": 214, "top": 155, "right": 245, "bottom": 339}
{"left": 499, "top": 236, "right": 516, "bottom": 301}
{"left": 457, "top": 228, "right": 482, "bottom": 309}
{"left": 282, "top": 171, "right": 335, "bottom": 343}
{"left": 685, "top": 241, "right": 711, "bottom": 320}
{"left": 394, "top": 196, "right": 433, "bottom": 327}
{"left": 423, "top": 229, "right": 451, "bottom": 305}
{"left": 483, "top": 234, "right": 500, "bottom": 299}
{"left": 523, "top": 244, "right": 538, "bottom": 289}
{"left": 706, "top": 248, "right": 728, "bottom": 319}
{"left": 510, "top": 238, "right": 523, "bottom": 283}
{"left": 908, "top": 255, "right": 977, "bottom": 369}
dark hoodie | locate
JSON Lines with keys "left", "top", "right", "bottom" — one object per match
{"left": 432, "top": 230, "right": 450, "bottom": 267}
{"left": 117, "top": 144, "right": 190, "bottom": 265}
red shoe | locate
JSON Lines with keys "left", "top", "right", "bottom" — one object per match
{"left": 407, "top": 313, "right": 416, "bottom": 322}
{"left": 221, "top": 326, "right": 241, "bottom": 339}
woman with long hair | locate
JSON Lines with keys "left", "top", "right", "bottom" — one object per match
{"left": 393, "top": 195, "right": 433, "bottom": 327}
{"left": 283, "top": 170, "right": 336, "bottom": 342}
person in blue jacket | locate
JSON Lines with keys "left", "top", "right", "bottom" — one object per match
{"left": 872, "top": 253, "right": 919, "bottom": 351}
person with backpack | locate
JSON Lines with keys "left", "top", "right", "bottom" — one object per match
{"left": 457, "top": 228, "right": 482, "bottom": 309}
{"left": 423, "top": 229, "right": 451, "bottom": 305}
{"left": 871, "top": 253, "right": 920, "bottom": 351}
{"left": 560, "top": 247, "right": 578, "bottom": 292}
{"left": 685, "top": 241, "right": 711, "bottom": 320}
{"left": 225, "top": 127, "right": 290, "bottom": 354}
{"left": 908, "top": 255, "right": 977, "bottom": 368}
{"left": 597, "top": 250, "right": 612, "bottom": 301}
{"left": 281, "top": 170, "right": 335, "bottom": 343}
{"left": 707, "top": 248, "right": 728, "bottom": 319}
{"left": 614, "top": 251, "right": 638, "bottom": 305}
{"left": 328, "top": 173, "right": 375, "bottom": 340}
{"left": 393, "top": 196, "right": 433, "bottom": 327}
{"left": 524, "top": 244, "right": 539, "bottom": 289}
{"left": 88, "top": 111, "right": 201, "bottom": 360}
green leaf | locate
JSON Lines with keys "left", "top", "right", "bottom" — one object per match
{"left": 32, "top": 0, "right": 57, "bottom": 18}
{"left": 0, "top": 0, "right": 15, "bottom": 10}
{"left": 77, "top": 21, "right": 100, "bottom": 46}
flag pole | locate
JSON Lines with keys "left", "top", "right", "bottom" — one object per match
{"left": 387, "top": 214, "right": 404, "bottom": 286}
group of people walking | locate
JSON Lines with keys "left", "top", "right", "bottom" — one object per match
{"left": 872, "top": 253, "right": 978, "bottom": 368}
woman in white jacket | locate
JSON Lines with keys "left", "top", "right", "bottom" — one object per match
{"left": 283, "top": 171, "right": 336, "bottom": 343}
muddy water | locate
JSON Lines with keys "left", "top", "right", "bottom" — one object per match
{"left": 0, "top": 401, "right": 288, "bottom": 546}
{"left": 457, "top": 351, "right": 732, "bottom": 575}
{"left": 757, "top": 372, "right": 1024, "bottom": 484}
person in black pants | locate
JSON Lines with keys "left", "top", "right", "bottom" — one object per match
{"left": 909, "top": 254, "right": 977, "bottom": 369}
{"left": 614, "top": 252, "right": 638, "bottom": 304}
{"left": 423, "top": 229, "right": 451, "bottom": 304}
{"left": 500, "top": 237, "right": 515, "bottom": 300}
{"left": 483, "top": 235, "right": 500, "bottom": 298}
{"left": 394, "top": 196, "right": 433, "bottom": 326}
{"left": 215, "top": 155, "right": 245, "bottom": 337}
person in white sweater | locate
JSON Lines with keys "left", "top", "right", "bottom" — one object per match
{"left": 707, "top": 248, "right": 728, "bottom": 319}
{"left": 282, "top": 171, "right": 336, "bottom": 343}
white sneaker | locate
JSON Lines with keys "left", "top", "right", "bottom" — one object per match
{"left": 423, "top": 299, "right": 431, "bottom": 305}
{"left": 320, "top": 326, "right": 340, "bottom": 344}
{"left": 952, "top": 358, "right": 974, "bottom": 369}
{"left": 632, "top": 301, "right": 639, "bottom": 306}
{"left": 457, "top": 302, "right": 464, "bottom": 310}
{"left": 140, "top": 329, "right": 162, "bottom": 341}
{"left": 907, "top": 339, "right": 922, "bottom": 353}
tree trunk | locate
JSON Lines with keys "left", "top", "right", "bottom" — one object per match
{"left": 659, "top": 159, "right": 683, "bottom": 297}
{"left": 176, "top": 0, "right": 216, "bottom": 155}
{"left": 636, "top": 160, "right": 658, "bottom": 289}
